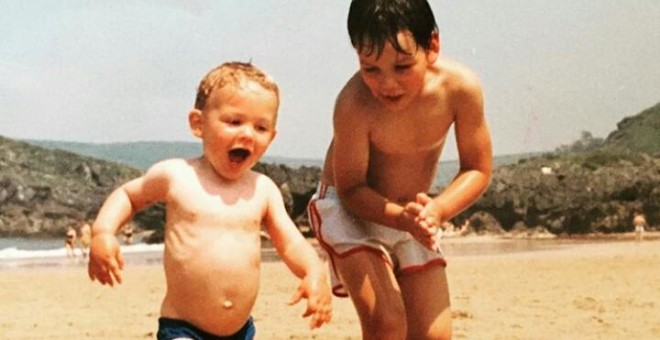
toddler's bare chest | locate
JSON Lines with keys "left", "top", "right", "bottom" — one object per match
{"left": 169, "top": 189, "right": 265, "bottom": 228}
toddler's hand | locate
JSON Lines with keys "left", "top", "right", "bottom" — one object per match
{"left": 288, "top": 272, "right": 333, "bottom": 329}
{"left": 88, "top": 233, "right": 124, "bottom": 287}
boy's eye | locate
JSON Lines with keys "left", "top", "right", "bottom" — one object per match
{"left": 395, "top": 64, "right": 412, "bottom": 71}
{"left": 362, "top": 66, "right": 378, "bottom": 73}
{"left": 256, "top": 125, "right": 269, "bottom": 132}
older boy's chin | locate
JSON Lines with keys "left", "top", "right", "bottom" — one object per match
{"left": 380, "top": 99, "right": 409, "bottom": 112}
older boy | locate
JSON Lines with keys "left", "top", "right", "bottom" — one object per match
{"left": 89, "top": 62, "right": 332, "bottom": 339}
{"left": 308, "top": 1, "right": 492, "bottom": 339}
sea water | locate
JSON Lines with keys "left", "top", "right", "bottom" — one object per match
{"left": 0, "top": 238, "right": 165, "bottom": 270}
{"left": 0, "top": 236, "right": 581, "bottom": 271}
{"left": 0, "top": 237, "right": 289, "bottom": 270}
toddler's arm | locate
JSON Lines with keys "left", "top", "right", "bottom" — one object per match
{"left": 88, "top": 161, "right": 171, "bottom": 286}
{"left": 88, "top": 179, "right": 143, "bottom": 286}
{"left": 283, "top": 238, "right": 333, "bottom": 329}
{"left": 262, "top": 177, "right": 332, "bottom": 329}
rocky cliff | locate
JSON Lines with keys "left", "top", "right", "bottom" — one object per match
{"left": 2, "top": 102, "right": 658, "bottom": 239}
{"left": 0, "top": 135, "right": 319, "bottom": 240}
{"left": 456, "top": 151, "right": 659, "bottom": 235}
{"left": 0, "top": 136, "right": 160, "bottom": 237}
{"left": 454, "top": 102, "right": 659, "bottom": 234}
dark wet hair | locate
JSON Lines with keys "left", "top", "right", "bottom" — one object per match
{"left": 348, "top": 0, "right": 438, "bottom": 57}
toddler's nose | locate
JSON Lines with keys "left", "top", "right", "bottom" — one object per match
{"left": 237, "top": 125, "right": 256, "bottom": 142}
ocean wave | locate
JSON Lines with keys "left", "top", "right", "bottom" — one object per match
{"left": 0, "top": 243, "right": 164, "bottom": 260}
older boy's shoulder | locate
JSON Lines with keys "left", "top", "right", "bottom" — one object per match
{"left": 435, "top": 57, "right": 481, "bottom": 92}
{"left": 335, "top": 72, "right": 377, "bottom": 121}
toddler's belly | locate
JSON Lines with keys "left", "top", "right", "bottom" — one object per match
{"left": 161, "top": 234, "right": 261, "bottom": 336}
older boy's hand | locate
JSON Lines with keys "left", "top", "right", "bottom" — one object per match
{"left": 287, "top": 272, "right": 333, "bottom": 329}
{"left": 417, "top": 193, "right": 443, "bottom": 251}
{"left": 88, "top": 233, "right": 124, "bottom": 287}
{"left": 400, "top": 199, "right": 438, "bottom": 251}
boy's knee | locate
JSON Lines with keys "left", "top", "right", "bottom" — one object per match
{"left": 417, "top": 327, "right": 452, "bottom": 340}
{"left": 363, "top": 310, "right": 407, "bottom": 339}
{"left": 406, "top": 305, "right": 452, "bottom": 340}
{"left": 410, "top": 312, "right": 452, "bottom": 340}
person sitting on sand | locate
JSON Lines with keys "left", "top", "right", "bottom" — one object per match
{"left": 65, "top": 225, "right": 77, "bottom": 258}
{"left": 88, "top": 61, "right": 332, "bottom": 339}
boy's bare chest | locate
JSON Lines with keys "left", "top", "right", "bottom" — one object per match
{"left": 169, "top": 181, "right": 266, "bottom": 228}
{"left": 369, "top": 108, "right": 453, "bottom": 154}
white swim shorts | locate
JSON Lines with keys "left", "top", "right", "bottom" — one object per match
{"left": 307, "top": 184, "right": 446, "bottom": 297}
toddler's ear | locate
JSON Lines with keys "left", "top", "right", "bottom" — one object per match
{"left": 188, "top": 109, "right": 203, "bottom": 138}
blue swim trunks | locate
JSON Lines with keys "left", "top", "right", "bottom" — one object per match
{"left": 157, "top": 317, "right": 256, "bottom": 340}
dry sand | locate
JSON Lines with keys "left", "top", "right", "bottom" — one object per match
{"left": 1, "top": 238, "right": 658, "bottom": 339}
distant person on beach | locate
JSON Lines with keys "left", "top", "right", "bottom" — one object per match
{"left": 307, "top": 1, "right": 492, "bottom": 338}
{"left": 79, "top": 221, "right": 92, "bottom": 259}
{"left": 633, "top": 212, "right": 647, "bottom": 242}
{"left": 65, "top": 225, "right": 77, "bottom": 258}
{"left": 88, "top": 62, "right": 332, "bottom": 339}
{"left": 121, "top": 224, "right": 134, "bottom": 245}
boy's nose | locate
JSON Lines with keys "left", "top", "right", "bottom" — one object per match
{"left": 381, "top": 75, "right": 400, "bottom": 92}
{"left": 238, "top": 125, "right": 255, "bottom": 140}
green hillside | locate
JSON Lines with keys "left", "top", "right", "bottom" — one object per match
{"left": 26, "top": 140, "right": 324, "bottom": 170}
{"left": 604, "top": 102, "right": 660, "bottom": 155}
{"left": 27, "top": 140, "right": 202, "bottom": 170}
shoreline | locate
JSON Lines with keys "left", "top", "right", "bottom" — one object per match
{"left": 2, "top": 231, "right": 659, "bottom": 271}
{"left": 1, "top": 238, "right": 658, "bottom": 339}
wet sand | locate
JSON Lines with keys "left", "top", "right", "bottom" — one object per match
{"left": 1, "top": 237, "right": 658, "bottom": 339}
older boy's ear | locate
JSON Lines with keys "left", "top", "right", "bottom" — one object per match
{"left": 188, "top": 109, "right": 203, "bottom": 138}
{"left": 427, "top": 31, "right": 441, "bottom": 63}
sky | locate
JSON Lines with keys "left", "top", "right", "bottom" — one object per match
{"left": 1, "top": 1, "right": 659, "bottom": 161}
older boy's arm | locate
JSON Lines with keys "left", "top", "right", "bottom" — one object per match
{"left": 423, "top": 76, "right": 492, "bottom": 223}
{"left": 264, "top": 180, "right": 332, "bottom": 329}
{"left": 332, "top": 91, "right": 417, "bottom": 231}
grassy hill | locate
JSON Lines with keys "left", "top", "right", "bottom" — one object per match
{"left": 26, "top": 140, "right": 324, "bottom": 170}
{"left": 603, "top": 102, "right": 660, "bottom": 155}
{"left": 26, "top": 140, "right": 202, "bottom": 170}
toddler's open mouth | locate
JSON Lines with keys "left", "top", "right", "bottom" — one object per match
{"left": 229, "top": 148, "right": 251, "bottom": 164}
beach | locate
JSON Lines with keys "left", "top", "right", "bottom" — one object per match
{"left": 1, "top": 236, "right": 659, "bottom": 339}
